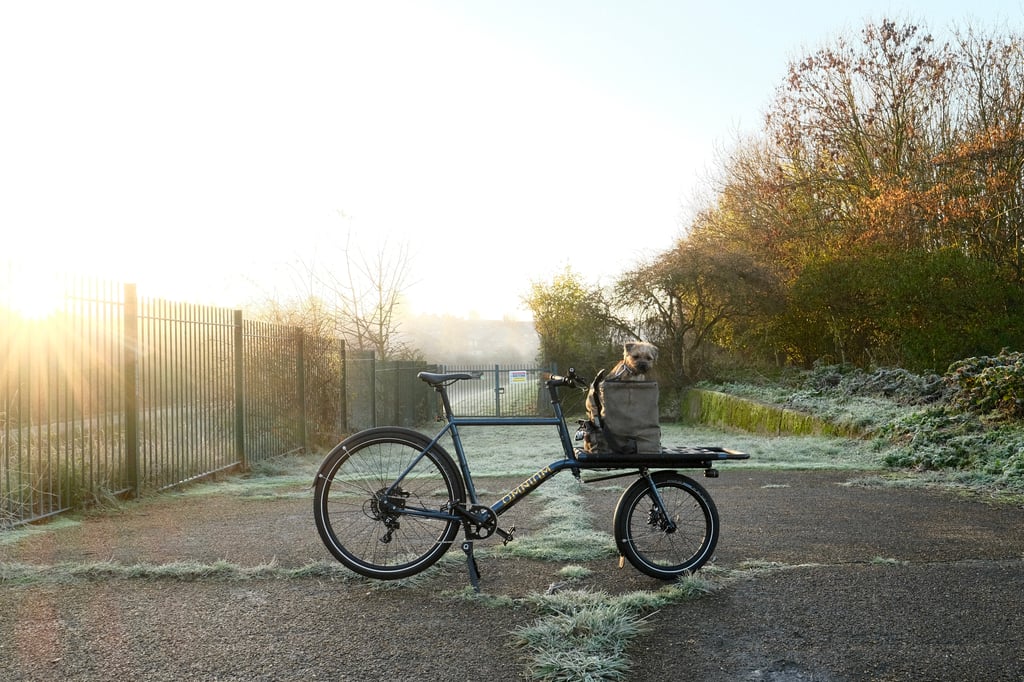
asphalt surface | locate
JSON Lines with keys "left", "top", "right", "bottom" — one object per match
{"left": 2, "top": 468, "right": 1023, "bottom": 681}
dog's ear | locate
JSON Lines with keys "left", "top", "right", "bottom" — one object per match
{"left": 650, "top": 345, "right": 659, "bottom": 360}
{"left": 624, "top": 341, "right": 636, "bottom": 354}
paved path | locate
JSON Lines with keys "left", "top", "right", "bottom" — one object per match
{"left": 627, "top": 471, "right": 1024, "bottom": 681}
{"left": 1, "top": 469, "right": 1022, "bottom": 680}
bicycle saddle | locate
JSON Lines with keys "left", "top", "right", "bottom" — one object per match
{"left": 417, "top": 371, "right": 482, "bottom": 385}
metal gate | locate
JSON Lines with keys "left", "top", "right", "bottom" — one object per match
{"left": 438, "top": 363, "right": 553, "bottom": 417}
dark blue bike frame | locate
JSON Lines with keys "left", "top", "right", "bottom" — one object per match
{"left": 384, "top": 373, "right": 744, "bottom": 525}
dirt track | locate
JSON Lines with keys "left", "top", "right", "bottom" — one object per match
{"left": 2, "top": 467, "right": 1023, "bottom": 681}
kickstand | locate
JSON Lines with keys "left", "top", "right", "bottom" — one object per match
{"left": 461, "top": 540, "right": 481, "bottom": 592}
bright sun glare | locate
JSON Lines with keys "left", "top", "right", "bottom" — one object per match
{"left": 1, "top": 269, "right": 66, "bottom": 320}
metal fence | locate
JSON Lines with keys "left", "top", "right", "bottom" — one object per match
{"left": 1, "top": 273, "right": 344, "bottom": 527}
{"left": 437, "top": 363, "right": 553, "bottom": 417}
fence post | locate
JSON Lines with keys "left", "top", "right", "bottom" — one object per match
{"left": 296, "top": 327, "right": 307, "bottom": 450}
{"left": 494, "top": 364, "right": 501, "bottom": 417}
{"left": 233, "top": 310, "right": 246, "bottom": 468}
{"left": 393, "top": 360, "right": 399, "bottom": 425}
{"left": 338, "top": 340, "right": 347, "bottom": 435}
{"left": 123, "top": 283, "right": 140, "bottom": 498}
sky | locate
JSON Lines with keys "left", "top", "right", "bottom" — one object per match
{"left": 3, "top": 0, "right": 1024, "bottom": 320}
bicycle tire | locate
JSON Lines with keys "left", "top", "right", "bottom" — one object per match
{"left": 313, "top": 427, "right": 466, "bottom": 580}
{"left": 612, "top": 470, "right": 719, "bottom": 579}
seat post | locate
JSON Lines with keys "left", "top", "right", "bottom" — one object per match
{"left": 435, "top": 383, "right": 456, "bottom": 421}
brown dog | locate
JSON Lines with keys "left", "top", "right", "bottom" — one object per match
{"left": 604, "top": 341, "right": 658, "bottom": 382}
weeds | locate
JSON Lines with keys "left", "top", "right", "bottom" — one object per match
{"left": 514, "top": 579, "right": 720, "bottom": 682}
{"left": 708, "top": 360, "right": 1024, "bottom": 489}
{"left": 516, "top": 590, "right": 650, "bottom": 681}
{"left": 557, "top": 565, "right": 592, "bottom": 580}
{"left": 0, "top": 558, "right": 358, "bottom": 587}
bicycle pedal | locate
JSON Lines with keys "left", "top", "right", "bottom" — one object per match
{"left": 496, "top": 525, "right": 516, "bottom": 545}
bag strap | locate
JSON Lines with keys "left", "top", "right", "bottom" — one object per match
{"left": 588, "top": 369, "right": 606, "bottom": 429}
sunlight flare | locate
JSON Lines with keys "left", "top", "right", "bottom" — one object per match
{"left": 1, "top": 267, "right": 66, "bottom": 321}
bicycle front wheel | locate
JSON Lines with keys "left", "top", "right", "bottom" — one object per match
{"left": 313, "top": 427, "right": 466, "bottom": 580}
{"left": 612, "top": 471, "right": 719, "bottom": 579}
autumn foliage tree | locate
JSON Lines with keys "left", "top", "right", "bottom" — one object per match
{"left": 677, "top": 18, "right": 1024, "bottom": 373}
{"left": 524, "top": 19, "right": 1024, "bottom": 379}
{"left": 782, "top": 248, "right": 1024, "bottom": 369}
{"left": 523, "top": 267, "right": 621, "bottom": 377}
{"left": 935, "top": 26, "right": 1024, "bottom": 281}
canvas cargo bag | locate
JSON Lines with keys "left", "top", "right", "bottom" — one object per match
{"left": 584, "top": 377, "right": 662, "bottom": 455}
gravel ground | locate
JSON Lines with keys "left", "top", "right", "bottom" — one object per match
{"left": 2, "top": 467, "right": 1024, "bottom": 681}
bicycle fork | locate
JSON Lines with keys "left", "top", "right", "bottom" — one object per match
{"left": 642, "top": 468, "right": 678, "bottom": 533}
{"left": 617, "top": 468, "right": 677, "bottom": 569}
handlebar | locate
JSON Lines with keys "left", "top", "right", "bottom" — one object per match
{"left": 545, "top": 367, "right": 589, "bottom": 389}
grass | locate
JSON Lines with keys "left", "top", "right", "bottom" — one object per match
{"left": 660, "top": 422, "right": 883, "bottom": 470}
{"left": 558, "top": 565, "right": 593, "bottom": 580}
{"left": 411, "top": 418, "right": 884, "bottom": 476}
{"left": 455, "top": 577, "right": 720, "bottom": 681}
{"left": 0, "top": 558, "right": 356, "bottom": 587}
{"left": 697, "top": 381, "right": 918, "bottom": 436}
{"left": 0, "top": 516, "right": 81, "bottom": 546}
{"left": 423, "top": 421, "right": 574, "bottom": 478}
{"left": 513, "top": 579, "right": 719, "bottom": 681}
{"left": 515, "top": 597, "right": 641, "bottom": 681}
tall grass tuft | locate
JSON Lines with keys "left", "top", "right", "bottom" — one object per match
{"left": 516, "top": 590, "right": 645, "bottom": 681}
{"left": 681, "top": 388, "right": 867, "bottom": 437}
{"left": 515, "top": 579, "right": 719, "bottom": 682}
{"left": 0, "top": 559, "right": 358, "bottom": 586}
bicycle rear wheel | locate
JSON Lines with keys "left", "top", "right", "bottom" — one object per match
{"left": 612, "top": 471, "right": 719, "bottom": 579}
{"left": 313, "top": 427, "right": 465, "bottom": 580}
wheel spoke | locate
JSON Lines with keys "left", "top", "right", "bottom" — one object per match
{"left": 313, "top": 429, "right": 464, "bottom": 580}
{"left": 614, "top": 473, "right": 719, "bottom": 579}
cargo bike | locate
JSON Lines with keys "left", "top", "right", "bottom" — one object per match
{"left": 313, "top": 369, "right": 748, "bottom": 590}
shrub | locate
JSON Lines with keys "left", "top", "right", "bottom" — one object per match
{"left": 803, "top": 364, "right": 947, "bottom": 406}
{"left": 783, "top": 249, "right": 1024, "bottom": 372}
{"left": 946, "top": 350, "right": 1024, "bottom": 420}
{"left": 881, "top": 407, "right": 987, "bottom": 470}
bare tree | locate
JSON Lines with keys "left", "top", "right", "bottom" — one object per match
{"left": 251, "top": 225, "right": 421, "bottom": 362}
{"left": 615, "top": 239, "right": 779, "bottom": 387}
{"left": 308, "top": 232, "right": 419, "bottom": 361}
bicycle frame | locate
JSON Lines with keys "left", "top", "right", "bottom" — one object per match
{"left": 385, "top": 375, "right": 582, "bottom": 525}
{"left": 386, "top": 372, "right": 741, "bottom": 526}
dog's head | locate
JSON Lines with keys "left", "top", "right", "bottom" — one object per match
{"left": 623, "top": 341, "right": 658, "bottom": 375}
